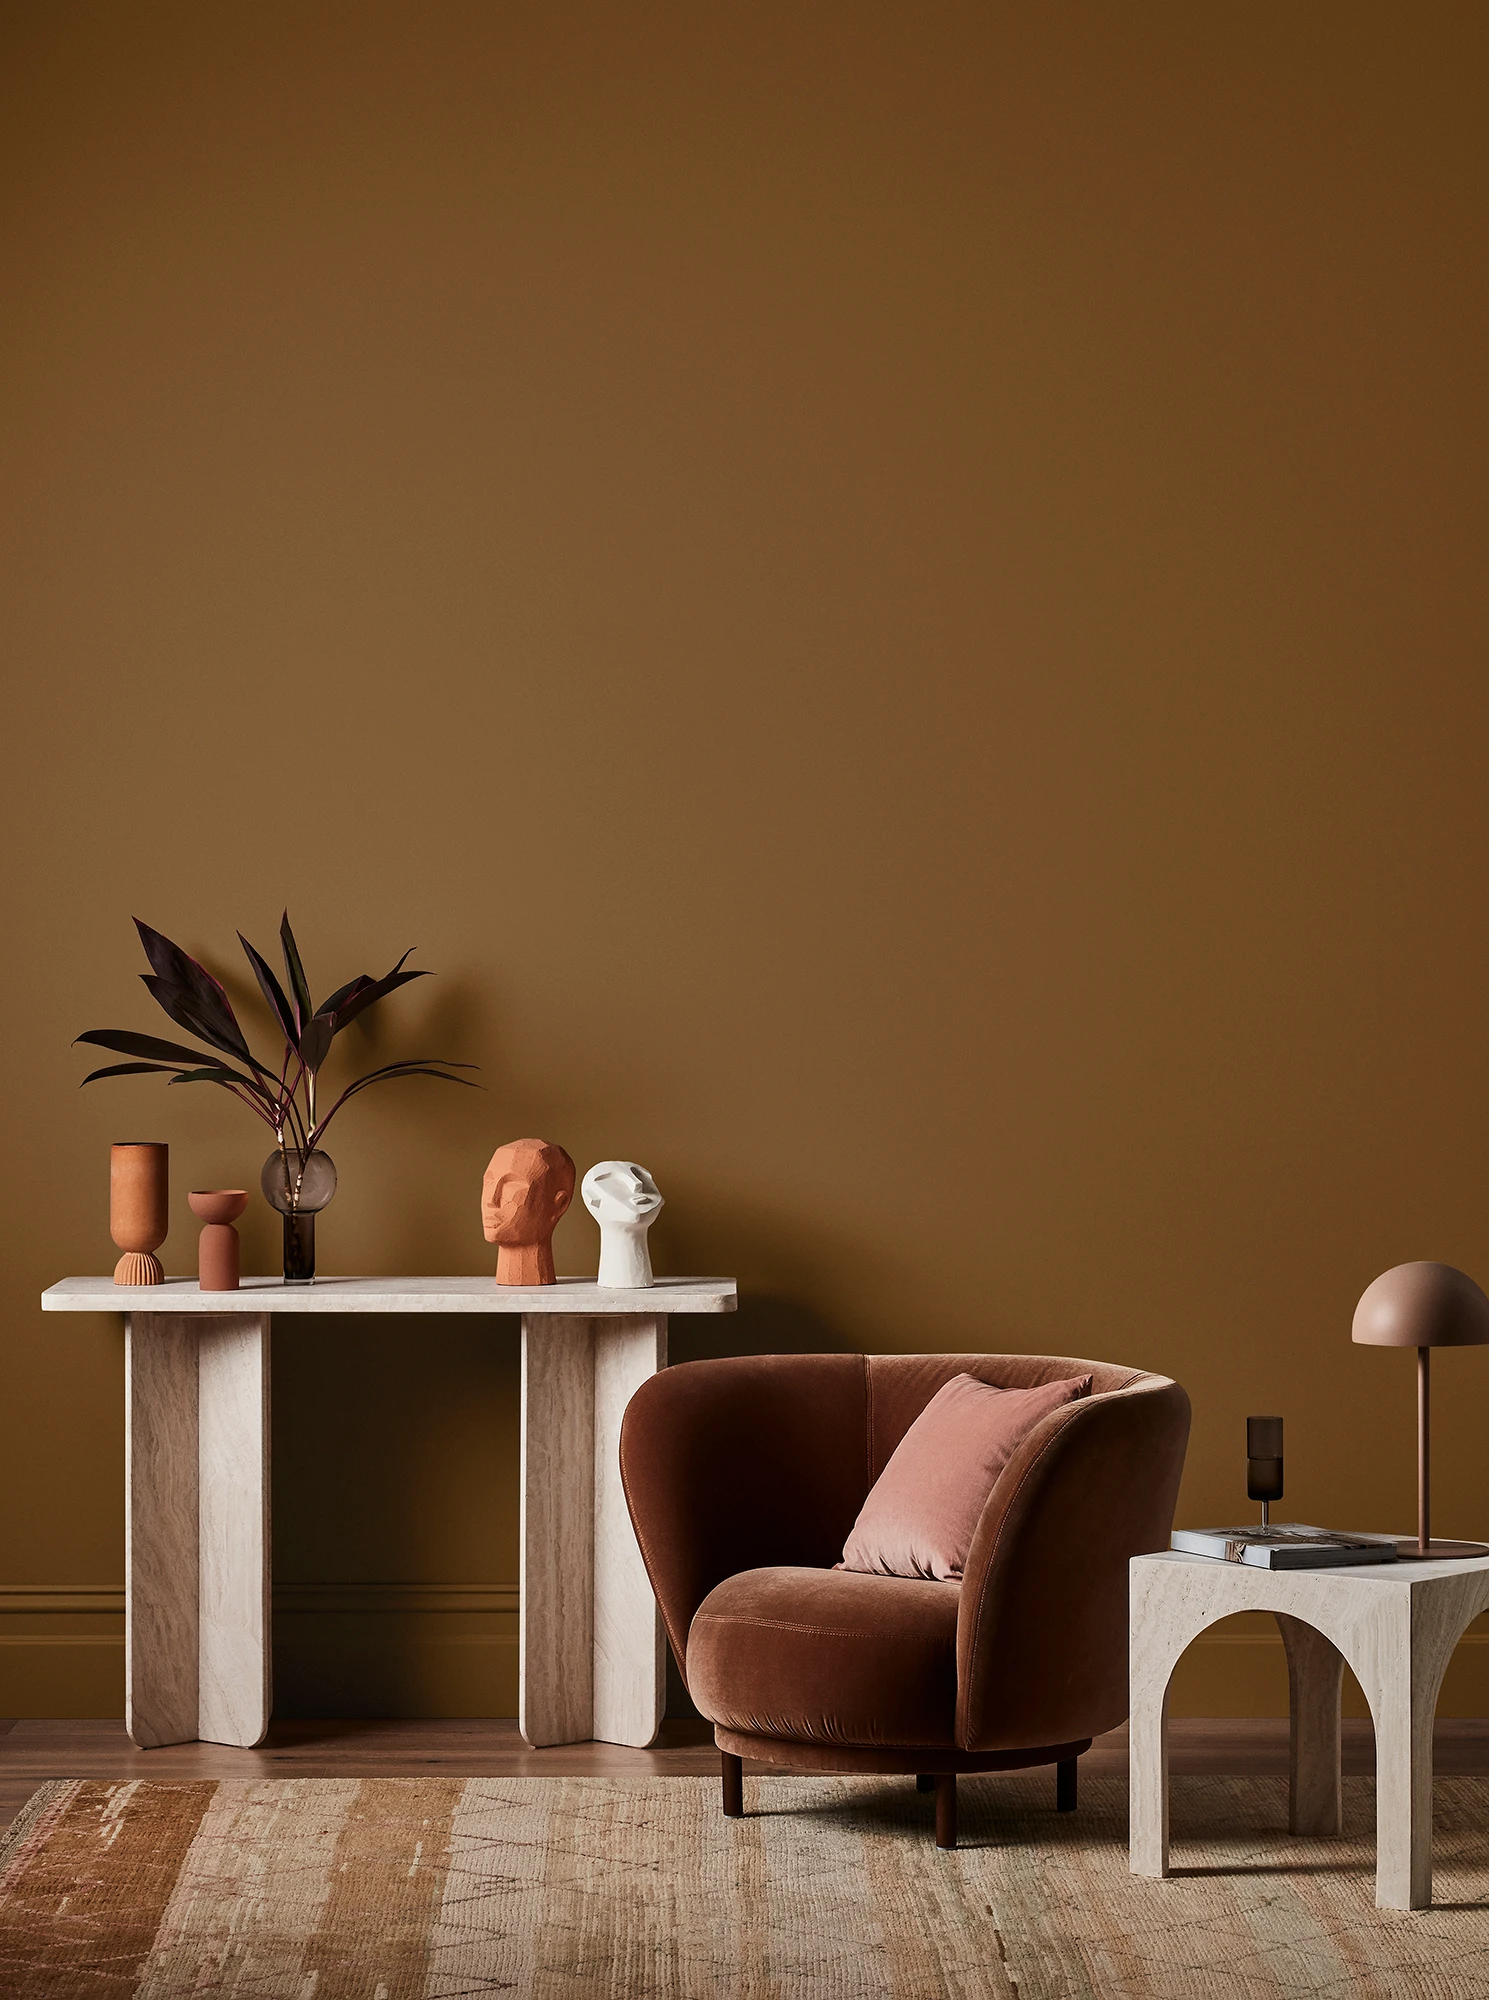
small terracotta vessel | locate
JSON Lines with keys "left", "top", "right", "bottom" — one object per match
{"left": 189, "top": 1189, "right": 249, "bottom": 1291}
{"left": 111, "top": 1142, "right": 168, "bottom": 1285}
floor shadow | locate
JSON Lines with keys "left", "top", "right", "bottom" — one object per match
{"left": 1170, "top": 1859, "right": 1366, "bottom": 1879}
{"left": 739, "top": 1777, "right": 1112, "bottom": 1852}
{"left": 744, "top": 1791, "right": 931, "bottom": 1835}
{"left": 260, "top": 1719, "right": 408, "bottom": 1747}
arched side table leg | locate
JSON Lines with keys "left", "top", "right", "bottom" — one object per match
{"left": 1128, "top": 1674, "right": 1173, "bottom": 1878}
{"left": 1131, "top": 1555, "right": 1489, "bottom": 1911}
{"left": 1363, "top": 1594, "right": 1439, "bottom": 1912}
{"left": 1276, "top": 1614, "right": 1344, "bottom": 1836}
{"left": 1354, "top": 1582, "right": 1484, "bottom": 1913}
{"left": 1130, "top": 1566, "right": 1221, "bottom": 1879}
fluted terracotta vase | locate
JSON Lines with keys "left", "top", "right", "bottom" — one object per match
{"left": 111, "top": 1142, "right": 168, "bottom": 1285}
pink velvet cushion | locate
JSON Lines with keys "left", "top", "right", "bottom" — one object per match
{"left": 839, "top": 1372, "right": 1092, "bottom": 1581}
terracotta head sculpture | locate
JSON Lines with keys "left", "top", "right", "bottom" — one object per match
{"left": 481, "top": 1138, "right": 575, "bottom": 1285}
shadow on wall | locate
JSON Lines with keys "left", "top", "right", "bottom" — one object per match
{"left": 267, "top": 1276, "right": 850, "bottom": 1716}
{"left": 271, "top": 1315, "right": 520, "bottom": 1563}
{"left": 669, "top": 1290, "right": 855, "bottom": 1365}
{"left": 270, "top": 1313, "right": 519, "bottom": 1716}
{"left": 267, "top": 1118, "right": 889, "bottom": 1717}
{"left": 270, "top": 1295, "right": 849, "bottom": 1582}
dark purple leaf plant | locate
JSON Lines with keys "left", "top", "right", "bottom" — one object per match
{"left": 77, "top": 915, "right": 478, "bottom": 1194}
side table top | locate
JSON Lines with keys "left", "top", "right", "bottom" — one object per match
{"left": 1134, "top": 1547, "right": 1489, "bottom": 1589}
{"left": 43, "top": 1275, "right": 737, "bottom": 1316}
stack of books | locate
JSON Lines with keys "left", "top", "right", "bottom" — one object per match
{"left": 1170, "top": 1523, "right": 1400, "bottom": 1569}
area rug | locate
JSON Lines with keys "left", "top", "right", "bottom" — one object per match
{"left": 2, "top": 1772, "right": 1489, "bottom": 1998}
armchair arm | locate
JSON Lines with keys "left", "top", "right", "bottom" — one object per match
{"left": 955, "top": 1375, "right": 1190, "bottom": 1750}
{"left": 620, "top": 1353, "right": 870, "bottom": 1680}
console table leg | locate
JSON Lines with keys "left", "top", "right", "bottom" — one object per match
{"left": 126, "top": 1316, "right": 200, "bottom": 1748}
{"left": 593, "top": 1316, "right": 667, "bottom": 1747}
{"left": 126, "top": 1313, "right": 270, "bottom": 1749}
{"left": 1277, "top": 1613, "right": 1344, "bottom": 1836}
{"left": 197, "top": 1316, "right": 271, "bottom": 1747}
{"left": 519, "top": 1316, "right": 596, "bottom": 1746}
{"left": 519, "top": 1312, "right": 669, "bottom": 1748}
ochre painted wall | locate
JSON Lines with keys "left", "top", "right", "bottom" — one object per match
{"left": 3, "top": 3, "right": 1488, "bottom": 1719}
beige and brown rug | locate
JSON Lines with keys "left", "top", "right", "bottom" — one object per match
{"left": 2, "top": 1772, "right": 1488, "bottom": 1997}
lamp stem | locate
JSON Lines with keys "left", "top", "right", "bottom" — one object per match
{"left": 1417, "top": 1345, "right": 1430, "bottom": 1555}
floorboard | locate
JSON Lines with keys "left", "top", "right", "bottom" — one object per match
{"left": 2, "top": 1718, "right": 1487, "bottom": 1832}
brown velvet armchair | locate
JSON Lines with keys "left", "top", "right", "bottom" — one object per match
{"left": 620, "top": 1351, "right": 1190, "bottom": 1847}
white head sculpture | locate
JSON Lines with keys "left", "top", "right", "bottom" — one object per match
{"left": 582, "top": 1160, "right": 663, "bottom": 1289}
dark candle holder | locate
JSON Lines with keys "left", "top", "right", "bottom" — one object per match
{"left": 1246, "top": 1415, "right": 1284, "bottom": 1530}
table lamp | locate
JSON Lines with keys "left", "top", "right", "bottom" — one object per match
{"left": 1352, "top": 1261, "right": 1489, "bottom": 1560}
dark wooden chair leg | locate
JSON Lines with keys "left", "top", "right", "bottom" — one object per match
{"left": 934, "top": 1772, "right": 957, "bottom": 1849}
{"left": 721, "top": 1751, "right": 744, "bottom": 1818}
{"left": 916, "top": 1773, "right": 935, "bottom": 1793}
{"left": 1056, "top": 1757, "right": 1078, "bottom": 1813}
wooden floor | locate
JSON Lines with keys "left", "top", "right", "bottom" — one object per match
{"left": 4, "top": 1717, "right": 1488, "bottom": 1834}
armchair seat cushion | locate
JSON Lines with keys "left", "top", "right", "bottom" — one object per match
{"left": 686, "top": 1564, "right": 961, "bottom": 1748}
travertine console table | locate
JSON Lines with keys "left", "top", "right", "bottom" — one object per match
{"left": 1130, "top": 1548, "right": 1489, "bottom": 1911}
{"left": 42, "top": 1276, "right": 736, "bottom": 1754}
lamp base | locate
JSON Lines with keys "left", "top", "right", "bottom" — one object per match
{"left": 1395, "top": 1538, "right": 1489, "bottom": 1561}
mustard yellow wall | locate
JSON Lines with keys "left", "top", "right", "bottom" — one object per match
{"left": 3, "top": 3, "right": 1489, "bottom": 1719}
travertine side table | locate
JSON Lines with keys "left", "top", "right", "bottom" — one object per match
{"left": 1129, "top": 1548, "right": 1489, "bottom": 1910}
{"left": 43, "top": 1275, "right": 736, "bottom": 1755}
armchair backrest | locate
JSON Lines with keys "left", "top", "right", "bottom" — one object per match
{"left": 863, "top": 1351, "right": 1147, "bottom": 1477}
{"left": 621, "top": 1352, "right": 870, "bottom": 1672}
{"left": 953, "top": 1369, "right": 1190, "bottom": 1748}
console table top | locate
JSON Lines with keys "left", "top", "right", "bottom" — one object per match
{"left": 43, "top": 1275, "right": 737, "bottom": 1315}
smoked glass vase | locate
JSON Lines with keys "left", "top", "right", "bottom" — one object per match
{"left": 260, "top": 1149, "right": 337, "bottom": 1284}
